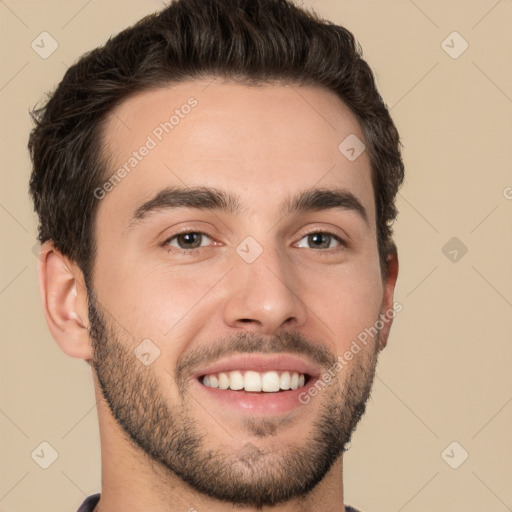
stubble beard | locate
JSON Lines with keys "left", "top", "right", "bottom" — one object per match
{"left": 87, "top": 290, "right": 380, "bottom": 508}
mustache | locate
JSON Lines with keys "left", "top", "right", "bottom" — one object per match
{"left": 174, "top": 330, "right": 337, "bottom": 383}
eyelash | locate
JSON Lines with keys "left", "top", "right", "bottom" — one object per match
{"left": 161, "top": 229, "right": 346, "bottom": 256}
{"left": 162, "top": 230, "right": 217, "bottom": 256}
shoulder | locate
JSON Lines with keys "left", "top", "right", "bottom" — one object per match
{"left": 76, "top": 493, "right": 101, "bottom": 512}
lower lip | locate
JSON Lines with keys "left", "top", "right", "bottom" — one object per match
{"left": 192, "top": 377, "right": 318, "bottom": 414}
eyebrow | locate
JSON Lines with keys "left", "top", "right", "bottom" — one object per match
{"left": 125, "top": 185, "right": 369, "bottom": 233}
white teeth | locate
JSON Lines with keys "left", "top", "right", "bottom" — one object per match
{"left": 244, "top": 371, "right": 261, "bottom": 392}
{"left": 228, "top": 370, "right": 244, "bottom": 390}
{"left": 218, "top": 372, "right": 229, "bottom": 390}
{"left": 290, "top": 372, "right": 299, "bottom": 390}
{"left": 261, "top": 371, "right": 280, "bottom": 392}
{"left": 280, "top": 371, "right": 291, "bottom": 390}
{"left": 201, "top": 370, "right": 306, "bottom": 392}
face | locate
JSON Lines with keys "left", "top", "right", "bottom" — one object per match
{"left": 87, "top": 79, "right": 395, "bottom": 507}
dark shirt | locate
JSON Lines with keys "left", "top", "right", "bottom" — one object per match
{"left": 76, "top": 493, "right": 362, "bottom": 511}
{"left": 76, "top": 493, "right": 100, "bottom": 512}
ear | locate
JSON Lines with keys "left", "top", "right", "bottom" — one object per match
{"left": 377, "top": 250, "right": 399, "bottom": 351}
{"left": 37, "top": 241, "right": 93, "bottom": 359}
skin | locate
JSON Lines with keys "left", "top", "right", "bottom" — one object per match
{"left": 38, "top": 79, "right": 399, "bottom": 511}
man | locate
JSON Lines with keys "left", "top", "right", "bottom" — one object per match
{"left": 28, "top": 0, "right": 404, "bottom": 510}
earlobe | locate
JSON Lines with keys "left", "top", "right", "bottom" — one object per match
{"left": 37, "top": 241, "right": 93, "bottom": 360}
{"left": 378, "top": 250, "right": 399, "bottom": 351}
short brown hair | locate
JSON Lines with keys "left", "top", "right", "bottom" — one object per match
{"left": 28, "top": 0, "right": 404, "bottom": 283}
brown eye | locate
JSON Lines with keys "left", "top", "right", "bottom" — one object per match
{"left": 164, "top": 232, "right": 213, "bottom": 251}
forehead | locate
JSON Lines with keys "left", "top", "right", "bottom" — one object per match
{"left": 98, "top": 79, "right": 374, "bottom": 227}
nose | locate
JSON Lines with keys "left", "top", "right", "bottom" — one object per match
{"left": 222, "top": 244, "right": 308, "bottom": 335}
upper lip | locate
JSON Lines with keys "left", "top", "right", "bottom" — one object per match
{"left": 192, "top": 353, "right": 322, "bottom": 379}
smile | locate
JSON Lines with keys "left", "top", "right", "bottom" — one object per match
{"left": 201, "top": 370, "right": 309, "bottom": 392}
{"left": 192, "top": 353, "right": 320, "bottom": 413}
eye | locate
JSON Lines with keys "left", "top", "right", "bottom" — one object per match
{"left": 163, "top": 231, "right": 214, "bottom": 252}
{"left": 161, "top": 230, "right": 344, "bottom": 255}
{"left": 296, "top": 231, "right": 344, "bottom": 250}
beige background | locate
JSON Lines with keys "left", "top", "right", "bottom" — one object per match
{"left": 1, "top": 0, "right": 511, "bottom": 511}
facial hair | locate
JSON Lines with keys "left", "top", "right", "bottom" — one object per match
{"left": 87, "top": 287, "right": 380, "bottom": 508}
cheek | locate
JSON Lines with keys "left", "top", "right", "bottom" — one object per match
{"left": 312, "top": 262, "right": 383, "bottom": 351}
{"left": 109, "top": 261, "right": 223, "bottom": 342}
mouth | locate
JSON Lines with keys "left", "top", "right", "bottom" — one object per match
{"left": 200, "top": 370, "right": 311, "bottom": 392}
{"left": 191, "top": 353, "right": 320, "bottom": 414}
